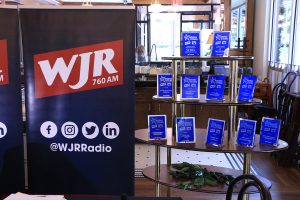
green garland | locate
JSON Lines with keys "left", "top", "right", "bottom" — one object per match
{"left": 169, "top": 162, "right": 234, "bottom": 190}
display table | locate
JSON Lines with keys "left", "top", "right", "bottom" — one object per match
{"left": 135, "top": 56, "right": 289, "bottom": 198}
{"left": 135, "top": 128, "right": 288, "bottom": 154}
{"left": 135, "top": 128, "right": 287, "bottom": 194}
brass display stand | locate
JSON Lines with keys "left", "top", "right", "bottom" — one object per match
{"left": 135, "top": 56, "right": 289, "bottom": 198}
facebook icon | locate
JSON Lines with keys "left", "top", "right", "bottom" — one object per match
{"left": 46, "top": 125, "right": 52, "bottom": 135}
{"left": 40, "top": 121, "right": 57, "bottom": 138}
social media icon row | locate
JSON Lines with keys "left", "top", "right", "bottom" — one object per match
{"left": 40, "top": 121, "right": 119, "bottom": 140}
{"left": 0, "top": 122, "right": 8, "bottom": 139}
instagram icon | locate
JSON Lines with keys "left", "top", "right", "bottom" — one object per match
{"left": 61, "top": 122, "right": 78, "bottom": 139}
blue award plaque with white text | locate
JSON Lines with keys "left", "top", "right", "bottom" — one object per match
{"left": 181, "top": 32, "right": 200, "bottom": 56}
{"left": 211, "top": 31, "right": 231, "bottom": 57}
{"left": 157, "top": 74, "right": 173, "bottom": 98}
{"left": 206, "top": 118, "right": 225, "bottom": 147}
{"left": 180, "top": 75, "right": 200, "bottom": 100}
{"left": 176, "top": 117, "right": 195, "bottom": 143}
{"left": 148, "top": 115, "right": 167, "bottom": 140}
{"left": 238, "top": 75, "right": 257, "bottom": 102}
{"left": 206, "top": 75, "right": 225, "bottom": 101}
{"left": 259, "top": 117, "right": 281, "bottom": 146}
{"left": 237, "top": 119, "right": 257, "bottom": 147}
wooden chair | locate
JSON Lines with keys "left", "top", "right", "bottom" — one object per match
{"left": 252, "top": 72, "right": 297, "bottom": 131}
{"left": 254, "top": 78, "right": 272, "bottom": 106}
{"left": 226, "top": 174, "right": 272, "bottom": 200}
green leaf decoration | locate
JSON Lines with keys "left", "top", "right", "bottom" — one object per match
{"left": 178, "top": 181, "right": 193, "bottom": 190}
{"left": 169, "top": 162, "right": 234, "bottom": 189}
{"left": 193, "top": 176, "right": 204, "bottom": 187}
{"left": 204, "top": 175, "right": 218, "bottom": 186}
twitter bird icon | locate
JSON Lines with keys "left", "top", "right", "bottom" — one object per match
{"left": 82, "top": 122, "right": 99, "bottom": 139}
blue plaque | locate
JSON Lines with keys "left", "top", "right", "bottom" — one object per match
{"left": 206, "top": 75, "right": 225, "bottom": 101}
{"left": 148, "top": 115, "right": 167, "bottom": 140}
{"left": 236, "top": 119, "right": 257, "bottom": 147}
{"left": 176, "top": 117, "right": 195, "bottom": 143}
{"left": 238, "top": 75, "right": 257, "bottom": 102}
{"left": 211, "top": 31, "right": 231, "bottom": 57}
{"left": 259, "top": 117, "right": 281, "bottom": 146}
{"left": 180, "top": 75, "right": 200, "bottom": 100}
{"left": 206, "top": 118, "right": 225, "bottom": 147}
{"left": 157, "top": 74, "right": 173, "bottom": 98}
{"left": 181, "top": 32, "right": 200, "bottom": 56}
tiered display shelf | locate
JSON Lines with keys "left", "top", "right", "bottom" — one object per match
{"left": 134, "top": 56, "right": 288, "bottom": 197}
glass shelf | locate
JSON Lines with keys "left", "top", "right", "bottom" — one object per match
{"left": 135, "top": 128, "right": 288, "bottom": 154}
{"left": 143, "top": 164, "right": 271, "bottom": 194}
{"left": 161, "top": 56, "right": 254, "bottom": 61}
{"left": 153, "top": 94, "right": 262, "bottom": 106}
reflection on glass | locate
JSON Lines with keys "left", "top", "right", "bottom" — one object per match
{"left": 230, "top": 0, "right": 247, "bottom": 48}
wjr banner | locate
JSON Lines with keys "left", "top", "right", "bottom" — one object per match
{"left": 0, "top": 7, "right": 24, "bottom": 194}
{"left": 21, "top": 7, "right": 135, "bottom": 195}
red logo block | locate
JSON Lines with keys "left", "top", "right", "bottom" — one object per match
{"left": 0, "top": 39, "right": 9, "bottom": 86}
{"left": 34, "top": 40, "right": 123, "bottom": 98}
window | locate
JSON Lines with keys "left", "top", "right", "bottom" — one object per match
{"left": 271, "top": 0, "right": 295, "bottom": 63}
{"left": 136, "top": 6, "right": 148, "bottom": 59}
{"left": 292, "top": 1, "right": 300, "bottom": 68}
{"left": 150, "top": 13, "right": 180, "bottom": 60}
{"left": 135, "top": 4, "right": 222, "bottom": 61}
{"left": 269, "top": 0, "right": 300, "bottom": 92}
{"left": 230, "top": 4, "right": 246, "bottom": 48}
{"left": 269, "top": 0, "right": 299, "bottom": 66}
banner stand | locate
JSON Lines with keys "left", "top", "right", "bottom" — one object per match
{"left": 0, "top": 7, "right": 24, "bottom": 194}
{"left": 21, "top": 7, "right": 135, "bottom": 195}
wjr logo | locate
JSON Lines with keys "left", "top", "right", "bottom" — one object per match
{"left": 34, "top": 40, "right": 123, "bottom": 98}
{"left": 0, "top": 39, "right": 9, "bottom": 86}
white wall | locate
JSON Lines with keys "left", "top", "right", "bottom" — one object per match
{"left": 253, "top": 0, "right": 272, "bottom": 81}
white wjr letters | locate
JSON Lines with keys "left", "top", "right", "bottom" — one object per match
{"left": 69, "top": 52, "right": 92, "bottom": 89}
{"left": 38, "top": 48, "right": 118, "bottom": 89}
{"left": 38, "top": 55, "right": 78, "bottom": 86}
{"left": 93, "top": 49, "right": 117, "bottom": 77}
